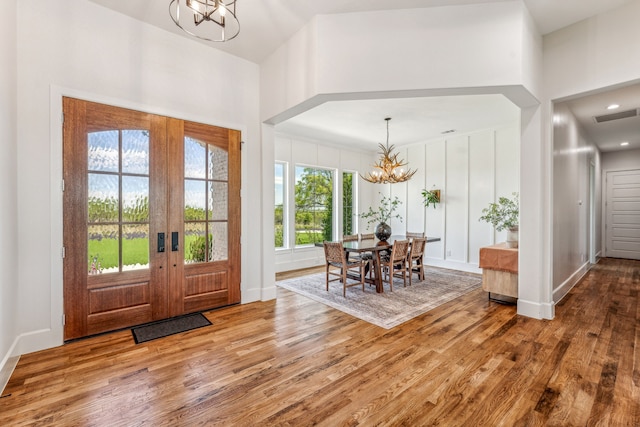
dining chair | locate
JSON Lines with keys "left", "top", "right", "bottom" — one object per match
{"left": 406, "top": 231, "right": 425, "bottom": 239}
{"left": 323, "top": 241, "right": 366, "bottom": 297}
{"left": 343, "top": 234, "right": 374, "bottom": 279}
{"left": 380, "top": 239, "right": 410, "bottom": 291}
{"left": 407, "top": 237, "right": 426, "bottom": 285}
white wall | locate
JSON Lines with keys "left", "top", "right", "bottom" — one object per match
{"left": 274, "top": 124, "right": 520, "bottom": 274}
{"left": 543, "top": 0, "right": 640, "bottom": 101}
{"left": 0, "top": 0, "right": 20, "bottom": 391}
{"left": 314, "top": 3, "right": 525, "bottom": 95}
{"left": 602, "top": 149, "right": 640, "bottom": 171}
{"left": 552, "top": 103, "right": 601, "bottom": 302}
{"left": 14, "top": 0, "right": 262, "bottom": 355}
{"left": 261, "top": 2, "right": 537, "bottom": 123}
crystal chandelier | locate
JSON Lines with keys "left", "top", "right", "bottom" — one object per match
{"left": 169, "top": 0, "right": 240, "bottom": 42}
{"left": 360, "top": 118, "right": 417, "bottom": 184}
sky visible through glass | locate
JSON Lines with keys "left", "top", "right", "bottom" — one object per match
{"left": 87, "top": 133, "right": 211, "bottom": 210}
{"left": 275, "top": 163, "right": 284, "bottom": 205}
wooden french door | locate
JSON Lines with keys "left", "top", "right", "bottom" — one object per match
{"left": 63, "top": 98, "right": 240, "bottom": 340}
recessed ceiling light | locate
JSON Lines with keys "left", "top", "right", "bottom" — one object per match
{"left": 621, "top": 142, "right": 629, "bottom": 146}
{"left": 607, "top": 104, "right": 620, "bottom": 110}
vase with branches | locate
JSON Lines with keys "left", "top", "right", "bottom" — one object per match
{"left": 360, "top": 194, "right": 403, "bottom": 241}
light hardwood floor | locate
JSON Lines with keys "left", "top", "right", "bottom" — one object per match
{"left": 1, "top": 258, "right": 639, "bottom": 426}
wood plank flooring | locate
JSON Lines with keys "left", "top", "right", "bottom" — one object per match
{"left": 1, "top": 258, "right": 639, "bottom": 426}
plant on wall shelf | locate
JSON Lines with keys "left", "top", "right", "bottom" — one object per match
{"left": 421, "top": 188, "right": 441, "bottom": 209}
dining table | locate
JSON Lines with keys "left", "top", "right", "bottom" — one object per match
{"left": 318, "top": 235, "right": 441, "bottom": 293}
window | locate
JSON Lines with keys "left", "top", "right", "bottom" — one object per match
{"left": 183, "top": 136, "right": 229, "bottom": 264}
{"left": 274, "top": 162, "right": 286, "bottom": 248}
{"left": 294, "top": 166, "right": 334, "bottom": 246}
{"left": 88, "top": 129, "right": 150, "bottom": 274}
{"left": 343, "top": 171, "right": 356, "bottom": 235}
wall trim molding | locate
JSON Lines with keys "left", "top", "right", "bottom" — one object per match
{"left": 0, "top": 337, "right": 20, "bottom": 395}
{"left": 517, "top": 298, "right": 555, "bottom": 320}
{"left": 261, "top": 285, "right": 278, "bottom": 301}
{"left": 424, "top": 257, "right": 482, "bottom": 275}
{"left": 553, "top": 261, "right": 590, "bottom": 303}
{"left": 0, "top": 326, "right": 63, "bottom": 395}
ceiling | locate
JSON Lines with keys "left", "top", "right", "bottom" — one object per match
{"left": 276, "top": 95, "right": 521, "bottom": 151}
{"left": 563, "top": 83, "right": 640, "bottom": 152}
{"left": 88, "top": 0, "right": 639, "bottom": 153}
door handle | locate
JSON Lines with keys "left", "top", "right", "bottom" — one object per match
{"left": 172, "top": 231, "right": 179, "bottom": 251}
{"left": 157, "top": 232, "right": 165, "bottom": 253}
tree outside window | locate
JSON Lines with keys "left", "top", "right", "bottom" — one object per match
{"left": 274, "top": 162, "right": 286, "bottom": 248}
{"left": 294, "top": 166, "right": 334, "bottom": 245}
{"left": 343, "top": 171, "right": 355, "bottom": 235}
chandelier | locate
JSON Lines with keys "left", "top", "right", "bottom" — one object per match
{"left": 169, "top": 0, "right": 240, "bottom": 42}
{"left": 360, "top": 118, "right": 417, "bottom": 184}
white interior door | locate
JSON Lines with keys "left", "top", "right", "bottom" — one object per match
{"left": 605, "top": 169, "right": 640, "bottom": 260}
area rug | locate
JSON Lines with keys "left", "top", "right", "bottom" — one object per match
{"left": 131, "top": 313, "right": 212, "bottom": 343}
{"left": 276, "top": 267, "right": 481, "bottom": 329}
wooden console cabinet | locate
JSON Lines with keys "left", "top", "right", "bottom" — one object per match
{"left": 479, "top": 243, "right": 518, "bottom": 299}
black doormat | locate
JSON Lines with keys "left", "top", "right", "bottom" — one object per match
{"left": 131, "top": 313, "right": 212, "bottom": 344}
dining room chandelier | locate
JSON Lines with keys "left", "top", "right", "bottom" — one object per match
{"left": 169, "top": 0, "right": 240, "bottom": 42}
{"left": 360, "top": 118, "right": 417, "bottom": 184}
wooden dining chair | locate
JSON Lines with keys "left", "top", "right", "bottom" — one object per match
{"left": 380, "top": 239, "right": 410, "bottom": 291}
{"left": 341, "top": 234, "right": 362, "bottom": 262}
{"left": 406, "top": 231, "right": 425, "bottom": 239}
{"left": 323, "top": 241, "right": 366, "bottom": 297}
{"left": 407, "top": 237, "right": 426, "bottom": 285}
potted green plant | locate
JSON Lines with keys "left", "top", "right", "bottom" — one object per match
{"left": 360, "top": 194, "right": 403, "bottom": 241}
{"left": 479, "top": 192, "right": 519, "bottom": 248}
{"left": 421, "top": 188, "right": 441, "bottom": 209}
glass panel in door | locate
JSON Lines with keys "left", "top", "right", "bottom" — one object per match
{"left": 87, "top": 130, "right": 150, "bottom": 273}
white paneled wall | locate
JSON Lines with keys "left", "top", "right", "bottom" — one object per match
{"left": 406, "top": 145, "right": 426, "bottom": 233}
{"left": 421, "top": 127, "right": 520, "bottom": 272}
{"left": 468, "top": 131, "right": 495, "bottom": 264}
{"left": 425, "top": 141, "right": 446, "bottom": 260}
{"left": 275, "top": 124, "right": 520, "bottom": 274}
{"left": 445, "top": 136, "right": 470, "bottom": 264}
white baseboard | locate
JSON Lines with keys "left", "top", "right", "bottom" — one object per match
{"left": 1, "top": 327, "right": 63, "bottom": 395}
{"left": 424, "top": 257, "right": 482, "bottom": 275}
{"left": 553, "top": 261, "right": 590, "bottom": 304}
{"left": 261, "top": 285, "right": 277, "bottom": 301}
{"left": 517, "top": 299, "right": 555, "bottom": 320}
{"left": 242, "top": 284, "right": 277, "bottom": 303}
{"left": 275, "top": 259, "right": 323, "bottom": 273}
{"left": 0, "top": 336, "right": 21, "bottom": 396}
{"left": 0, "top": 355, "right": 20, "bottom": 396}
{"left": 16, "top": 328, "right": 63, "bottom": 356}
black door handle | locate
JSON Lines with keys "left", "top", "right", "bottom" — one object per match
{"left": 157, "top": 232, "right": 165, "bottom": 253}
{"left": 172, "top": 232, "right": 179, "bottom": 251}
